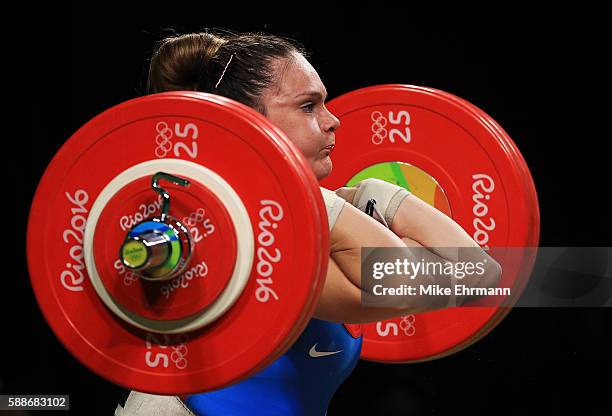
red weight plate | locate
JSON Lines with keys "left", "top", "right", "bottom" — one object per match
{"left": 93, "top": 176, "right": 237, "bottom": 321}
{"left": 431, "top": 94, "right": 541, "bottom": 358}
{"left": 321, "top": 85, "right": 539, "bottom": 362}
{"left": 27, "top": 92, "right": 329, "bottom": 394}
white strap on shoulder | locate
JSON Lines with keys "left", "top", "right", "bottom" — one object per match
{"left": 320, "top": 187, "right": 345, "bottom": 231}
{"left": 115, "top": 391, "right": 194, "bottom": 416}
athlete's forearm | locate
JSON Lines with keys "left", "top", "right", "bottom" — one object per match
{"left": 390, "top": 194, "right": 480, "bottom": 250}
{"left": 396, "top": 235, "right": 502, "bottom": 306}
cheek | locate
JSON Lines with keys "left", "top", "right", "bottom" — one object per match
{"left": 301, "top": 137, "right": 323, "bottom": 159}
{"left": 283, "top": 121, "right": 321, "bottom": 158}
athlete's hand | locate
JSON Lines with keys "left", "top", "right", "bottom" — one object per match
{"left": 334, "top": 186, "right": 357, "bottom": 204}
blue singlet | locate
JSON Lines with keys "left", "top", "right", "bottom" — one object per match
{"left": 185, "top": 319, "right": 362, "bottom": 415}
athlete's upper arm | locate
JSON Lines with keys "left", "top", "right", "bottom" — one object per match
{"left": 328, "top": 202, "right": 406, "bottom": 289}
{"left": 330, "top": 201, "right": 405, "bottom": 253}
{"left": 313, "top": 256, "right": 427, "bottom": 324}
{"left": 316, "top": 191, "right": 428, "bottom": 322}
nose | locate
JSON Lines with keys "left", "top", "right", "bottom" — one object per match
{"left": 321, "top": 105, "right": 341, "bottom": 133}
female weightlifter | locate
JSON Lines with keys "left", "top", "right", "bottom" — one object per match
{"left": 115, "top": 30, "right": 501, "bottom": 416}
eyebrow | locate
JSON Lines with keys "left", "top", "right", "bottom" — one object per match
{"left": 294, "top": 90, "right": 328, "bottom": 101}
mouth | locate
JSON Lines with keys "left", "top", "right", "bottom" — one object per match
{"left": 322, "top": 144, "right": 335, "bottom": 153}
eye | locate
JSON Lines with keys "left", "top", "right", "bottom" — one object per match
{"left": 301, "top": 102, "right": 315, "bottom": 112}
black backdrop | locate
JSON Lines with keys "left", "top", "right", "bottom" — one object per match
{"left": 7, "top": 4, "right": 610, "bottom": 415}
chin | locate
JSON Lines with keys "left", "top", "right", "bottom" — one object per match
{"left": 316, "top": 166, "right": 332, "bottom": 182}
{"left": 311, "top": 156, "right": 333, "bottom": 181}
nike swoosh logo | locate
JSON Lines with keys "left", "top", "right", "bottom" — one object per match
{"left": 308, "top": 344, "right": 343, "bottom": 358}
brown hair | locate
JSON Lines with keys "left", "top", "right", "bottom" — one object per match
{"left": 147, "top": 30, "right": 307, "bottom": 115}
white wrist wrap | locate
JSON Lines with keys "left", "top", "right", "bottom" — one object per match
{"left": 351, "top": 178, "right": 411, "bottom": 228}
{"left": 320, "top": 187, "right": 345, "bottom": 231}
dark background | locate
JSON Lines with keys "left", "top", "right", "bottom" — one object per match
{"left": 6, "top": 3, "right": 610, "bottom": 415}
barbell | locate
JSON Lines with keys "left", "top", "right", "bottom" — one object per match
{"left": 27, "top": 84, "right": 539, "bottom": 394}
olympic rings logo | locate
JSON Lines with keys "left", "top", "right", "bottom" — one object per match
{"left": 114, "top": 260, "right": 141, "bottom": 286}
{"left": 375, "top": 314, "right": 416, "bottom": 337}
{"left": 181, "top": 207, "right": 214, "bottom": 244}
{"left": 123, "top": 270, "right": 139, "bottom": 286}
{"left": 182, "top": 208, "right": 206, "bottom": 228}
{"left": 369, "top": 110, "right": 412, "bottom": 145}
{"left": 145, "top": 333, "right": 190, "bottom": 370}
{"left": 399, "top": 314, "right": 416, "bottom": 336}
{"left": 170, "top": 335, "right": 189, "bottom": 370}
{"left": 370, "top": 111, "right": 388, "bottom": 145}
{"left": 155, "top": 121, "right": 174, "bottom": 158}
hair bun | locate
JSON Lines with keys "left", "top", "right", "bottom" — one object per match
{"left": 148, "top": 32, "right": 227, "bottom": 93}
